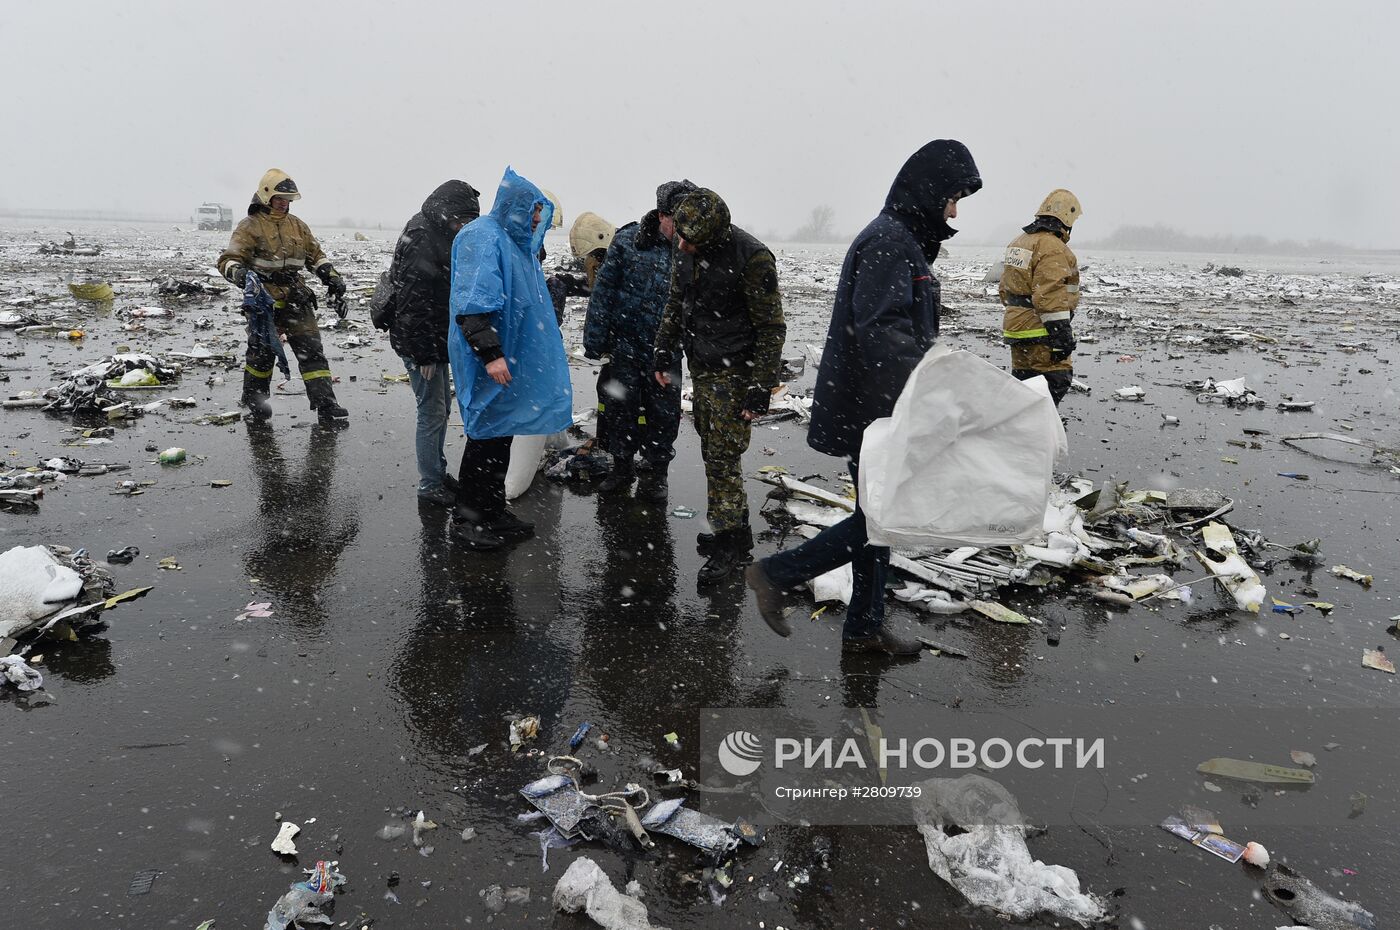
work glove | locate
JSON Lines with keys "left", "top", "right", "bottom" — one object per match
{"left": 742, "top": 385, "right": 772, "bottom": 418}
{"left": 320, "top": 267, "right": 348, "bottom": 318}
{"left": 320, "top": 268, "right": 347, "bottom": 298}
{"left": 1046, "top": 319, "right": 1076, "bottom": 362}
{"left": 225, "top": 263, "right": 248, "bottom": 288}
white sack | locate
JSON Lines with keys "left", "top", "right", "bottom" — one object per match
{"left": 0, "top": 545, "right": 84, "bottom": 638}
{"left": 860, "top": 347, "right": 1066, "bottom": 549}
{"left": 505, "top": 434, "right": 550, "bottom": 500}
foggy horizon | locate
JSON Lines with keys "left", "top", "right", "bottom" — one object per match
{"left": 3, "top": 1, "right": 1394, "bottom": 249}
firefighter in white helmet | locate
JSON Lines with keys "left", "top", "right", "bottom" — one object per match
{"left": 999, "top": 189, "right": 1082, "bottom": 405}
{"left": 218, "top": 169, "right": 350, "bottom": 423}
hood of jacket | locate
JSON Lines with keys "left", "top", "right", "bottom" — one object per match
{"left": 884, "top": 139, "right": 982, "bottom": 262}
{"left": 635, "top": 210, "right": 670, "bottom": 251}
{"left": 486, "top": 167, "right": 551, "bottom": 256}
{"left": 422, "top": 180, "right": 481, "bottom": 236}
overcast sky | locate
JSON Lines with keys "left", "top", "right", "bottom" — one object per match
{"left": 2, "top": 1, "right": 1394, "bottom": 248}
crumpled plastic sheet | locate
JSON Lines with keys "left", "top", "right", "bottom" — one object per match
{"left": 0, "top": 655, "right": 44, "bottom": 691}
{"left": 530, "top": 824, "right": 581, "bottom": 871}
{"left": 553, "top": 856, "right": 670, "bottom": 930}
{"left": 912, "top": 774, "right": 1105, "bottom": 926}
{"left": 544, "top": 444, "right": 613, "bottom": 482}
{"left": 264, "top": 860, "right": 345, "bottom": 930}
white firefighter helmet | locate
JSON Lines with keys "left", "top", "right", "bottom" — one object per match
{"left": 540, "top": 188, "right": 564, "bottom": 229}
{"left": 255, "top": 168, "right": 301, "bottom": 206}
{"left": 1035, "top": 188, "right": 1082, "bottom": 227}
{"left": 569, "top": 212, "right": 615, "bottom": 258}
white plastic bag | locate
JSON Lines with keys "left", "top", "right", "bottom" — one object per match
{"left": 913, "top": 774, "right": 1105, "bottom": 925}
{"left": 860, "top": 346, "right": 1066, "bottom": 549}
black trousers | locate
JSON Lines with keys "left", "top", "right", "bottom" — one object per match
{"left": 1013, "top": 368, "right": 1072, "bottom": 406}
{"left": 455, "top": 436, "right": 513, "bottom": 523}
{"left": 602, "top": 361, "right": 681, "bottom": 471}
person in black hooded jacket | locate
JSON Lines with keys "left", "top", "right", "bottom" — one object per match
{"left": 387, "top": 180, "right": 482, "bottom": 506}
{"left": 746, "top": 140, "right": 981, "bottom": 656}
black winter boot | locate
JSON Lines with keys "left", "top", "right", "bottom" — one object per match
{"left": 450, "top": 506, "right": 505, "bottom": 550}
{"left": 317, "top": 402, "right": 350, "bottom": 425}
{"left": 697, "top": 526, "right": 753, "bottom": 586}
{"left": 241, "top": 370, "right": 273, "bottom": 420}
{"left": 598, "top": 464, "right": 634, "bottom": 494}
{"left": 307, "top": 377, "right": 349, "bottom": 425}
{"left": 635, "top": 468, "right": 668, "bottom": 504}
{"left": 241, "top": 392, "right": 273, "bottom": 420}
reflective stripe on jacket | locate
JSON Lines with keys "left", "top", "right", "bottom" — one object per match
{"left": 219, "top": 212, "right": 331, "bottom": 302}
{"left": 999, "top": 229, "right": 1078, "bottom": 343}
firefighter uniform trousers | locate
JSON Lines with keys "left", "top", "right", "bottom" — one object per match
{"left": 691, "top": 371, "right": 753, "bottom": 534}
{"left": 243, "top": 286, "right": 339, "bottom": 410}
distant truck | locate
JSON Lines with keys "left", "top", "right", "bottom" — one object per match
{"left": 195, "top": 202, "right": 233, "bottom": 231}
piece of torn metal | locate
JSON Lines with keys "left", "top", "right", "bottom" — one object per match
{"left": 1195, "top": 757, "right": 1314, "bottom": 785}
{"left": 1262, "top": 862, "right": 1376, "bottom": 930}
{"left": 968, "top": 600, "right": 1032, "bottom": 625}
{"left": 1361, "top": 649, "right": 1395, "bottom": 674}
{"left": 640, "top": 797, "right": 758, "bottom": 858}
{"left": 756, "top": 472, "right": 854, "bottom": 511}
{"left": 520, "top": 774, "right": 594, "bottom": 838}
{"left": 1194, "top": 522, "right": 1266, "bottom": 612}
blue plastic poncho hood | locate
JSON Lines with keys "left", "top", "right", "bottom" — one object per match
{"left": 447, "top": 167, "right": 572, "bottom": 440}
{"left": 489, "top": 166, "right": 553, "bottom": 257}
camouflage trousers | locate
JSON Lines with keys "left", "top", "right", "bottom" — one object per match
{"left": 691, "top": 373, "right": 754, "bottom": 533}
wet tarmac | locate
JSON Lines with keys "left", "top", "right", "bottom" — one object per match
{"left": 2, "top": 220, "right": 1398, "bottom": 928}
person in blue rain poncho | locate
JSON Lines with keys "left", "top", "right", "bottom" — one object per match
{"left": 447, "top": 167, "right": 573, "bottom": 550}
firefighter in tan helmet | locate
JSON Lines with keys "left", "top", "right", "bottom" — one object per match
{"left": 999, "top": 189, "right": 1082, "bottom": 405}
{"left": 218, "top": 169, "right": 350, "bottom": 423}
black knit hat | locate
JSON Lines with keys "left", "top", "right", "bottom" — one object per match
{"left": 656, "top": 179, "right": 698, "bottom": 215}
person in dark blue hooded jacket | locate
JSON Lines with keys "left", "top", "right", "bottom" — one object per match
{"left": 745, "top": 140, "right": 982, "bottom": 655}
{"left": 447, "top": 167, "right": 573, "bottom": 550}
{"left": 583, "top": 179, "right": 695, "bottom": 502}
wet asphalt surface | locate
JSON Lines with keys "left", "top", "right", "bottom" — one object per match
{"left": 2, "top": 222, "right": 1399, "bottom": 928}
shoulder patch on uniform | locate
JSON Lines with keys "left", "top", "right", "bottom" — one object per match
{"left": 1003, "top": 246, "right": 1033, "bottom": 270}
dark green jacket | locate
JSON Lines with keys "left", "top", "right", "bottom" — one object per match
{"left": 653, "top": 225, "right": 785, "bottom": 390}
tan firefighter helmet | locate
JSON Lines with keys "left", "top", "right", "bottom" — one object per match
{"left": 540, "top": 188, "right": 564, "bottom": 228}
{"left": 1035, "top": 188, "right": 1082, "bottom": 227}
{"left": 569, "top": 212, "right": 615, "bottom": 258}
{"left": 255, "top": 168, "right": 301, "bottom": 206}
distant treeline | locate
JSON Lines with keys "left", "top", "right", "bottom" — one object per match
{"left": 1082, "top": 223, "right": 1355, "bottom": 255}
